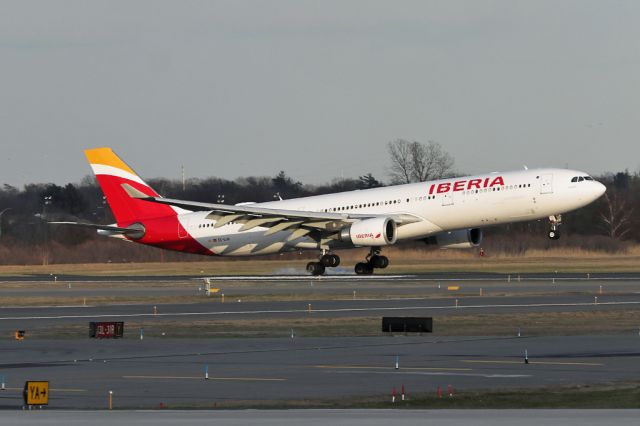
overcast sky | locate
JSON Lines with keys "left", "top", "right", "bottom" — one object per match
{"left": 1, "top": 1, "right": 639, "bottom": 187}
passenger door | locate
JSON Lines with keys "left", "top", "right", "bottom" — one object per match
{"left": 540, "top": 174, "right": 553, "bottom": 194}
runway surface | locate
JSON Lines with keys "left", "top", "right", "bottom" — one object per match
{"left": 1, "top": 335, "right": 640, "bottom": 409}
{"left": 2, "top": 273, "right": 640, "bottom": 298}
{"left": 1, "top": 294, "right": 640, "bottom": 326}
{"left": 2, "top": 271, "right": 640, "bottom": 282}
{"left": 1, "top": 273, "right": 639, "bottom": 409}
{"left": 3, "top": 410, "right": 640, "bottom": 426}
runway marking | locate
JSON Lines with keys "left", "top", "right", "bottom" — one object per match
{"left": 314, "top": 364, "right": 472, "bottom": 372}
{"left": 2, "top": 300, "right": 640, "bottom": 321}
{"left": 462, "top": 360, "right": 604, "bottom": 366}
{"left": 204, "top": 275, "right": 411, "bottom": 281}
{"left": 202, "top": 275, "right": 640, "bottom": 282}
{"left": 332, "top": 370, "right": 531, "bottom": 379}
{"left": 123, "top": 375, "right": 286, "bottom": 382}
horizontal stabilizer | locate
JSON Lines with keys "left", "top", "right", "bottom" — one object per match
{"left": 48, "top": 222, "right": 145, "bottom": 239}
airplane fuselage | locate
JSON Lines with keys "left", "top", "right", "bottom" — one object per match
{"left": 152, "top": 168, "right": 604, "bottom": 256}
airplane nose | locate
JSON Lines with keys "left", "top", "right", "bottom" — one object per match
{"left": 594, "top": 181, "right": 606, "bottom": 198}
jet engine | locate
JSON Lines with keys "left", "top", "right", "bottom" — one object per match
{"left": 339, "top": 217, "right": 397, "bottom": 246}
{"left": 423, "top": 228, "right": 482, "bottom": 249}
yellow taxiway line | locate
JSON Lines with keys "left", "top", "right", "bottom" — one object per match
{"left": 461, "top": 360, "right": 603, "bottom": 366}
{"left": 123, "top": 375, "right": 286, "bottom": 381}
{"left": 314, "top": 364, "right": 472, "bottom": 371}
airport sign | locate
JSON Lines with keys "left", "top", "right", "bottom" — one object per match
{"left": 23, "top": 381, "right": 49, "bottom": 406}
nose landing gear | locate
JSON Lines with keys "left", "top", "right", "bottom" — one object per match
{"left": 355, "top": 248, "right": 390, "bottom": 275}
{"left": 548, "top": 215, "right": 562, "bottom": 240}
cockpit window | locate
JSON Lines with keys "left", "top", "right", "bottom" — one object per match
{"left": 572, "top": 176, "right": 595, "bottom": 183}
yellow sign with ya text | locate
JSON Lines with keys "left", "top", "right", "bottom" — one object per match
{"left": 23, "top": 381, "right": 49, "bottom": 405}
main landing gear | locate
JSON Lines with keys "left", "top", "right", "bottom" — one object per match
{"left": 548, "top": 215, "right": 562, "bottom": 240}
{"left": 306, "top": 252, "right": 341, "bottom": 276}
{"left": 355, "top": 248, "right": 390, "bottom": 275}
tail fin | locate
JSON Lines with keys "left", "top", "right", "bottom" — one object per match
{"left": 85, "top": 148, "right": 176, "bottom": 225}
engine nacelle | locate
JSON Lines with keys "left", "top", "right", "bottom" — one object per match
{"left": 423, "top": 228, "right": 482, "bottom": 249}
{"left": 339, "top": 217, "right": 397, "bottom": 246}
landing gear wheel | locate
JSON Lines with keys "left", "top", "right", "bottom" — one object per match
{"left": 355, "top": 262, "right": 374, "bottom": 275}
{"left": 548, "top": 215, "right": 562, "bottom": 240}
{"left": 370, "top": 255, "right": 389, "bottom": 269}
{"left": 548, "top": 229, "right": 560, "bottom": 240}
{"left": 306, "top": 262, "right": 326, "bottom": 276}
{"left": 320, "top": 254, "right": 341, "bottom": 268}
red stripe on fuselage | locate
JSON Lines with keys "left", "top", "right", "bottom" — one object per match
{"left": 135, "top": 215, "right": 215, "bottom": 256}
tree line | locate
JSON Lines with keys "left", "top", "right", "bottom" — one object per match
{"left": 0, "top": 140, "right": 637, "bottom": 264}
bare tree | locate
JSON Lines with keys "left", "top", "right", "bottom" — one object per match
{"left": 410, "top": 141, "right": 455, "bottom": 182}
{"left": 387, "top": 139, "right": 414, "bottom": 184}
{"left": 387, "top": 139, "right": 455, "bottom": 184}
{"left": 599, "top": 191, "right": 634, "bottom": 239}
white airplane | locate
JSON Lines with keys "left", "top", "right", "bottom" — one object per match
{"left": 53, "top": 148, "right": 606, "bottom": 275}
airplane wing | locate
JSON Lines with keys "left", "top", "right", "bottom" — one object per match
{"left": 121, "top": 183, "right": 422, "bottom": 238}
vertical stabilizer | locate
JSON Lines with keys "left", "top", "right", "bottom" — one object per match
{"left": 85, "top": 148, "right": 176, "bottom": 225}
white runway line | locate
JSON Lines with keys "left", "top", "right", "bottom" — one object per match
{"left": 1, "top": 300, "right": 639, "bottom": 321}
{"left": 203, "top": 275, "right": 411, "bottom": 281}
{"left": 330, "top": 370, "right": 532, "bottom": 379}
{"left": 200, "top": 275, "right": 640, "bottom": 283}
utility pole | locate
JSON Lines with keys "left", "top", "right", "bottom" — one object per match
{"left": 42, "top": 195, "right": 52, "bottom": 266}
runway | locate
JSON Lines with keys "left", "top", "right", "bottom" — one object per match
{"left": 1, "top": 273, "right": 640, "bottom": 409}
{"left": 1, "top": 294, "right": 640, "bottom": 335}
{"left": 2, "top": 272, "right": 640, "bottom": 300}
{"left": 4, "top": 410, "right": 640, "bottom": 426}
{"left": 1, "top": 335, "right": 640, "bottom": 409}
